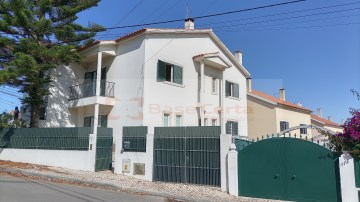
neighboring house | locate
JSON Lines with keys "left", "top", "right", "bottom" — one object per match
{"left": 31, "top": 19, "right": 250, "bottom": 138}
{"left": 247, "top": 81, "right": 313, "bottom": 139}
{"left": 311, "top": 113, "right": 343, "bottom": 139}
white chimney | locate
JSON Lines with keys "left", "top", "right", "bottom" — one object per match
{"left": 317, "top": 108, "right": 322, "bottom": 118}
{"left": 184, "top": 18, "right": 194, "bottom": 30}
{"left": 279, "top": 88, "right": 285, "bottom": 101}
{"left": 246, "top": 77, "right": 252, "bottom": 92}
{"left": 296, "top": 102, "right": 302, "bottom": 107}
{"left": 328, "top": 116, "right": 332, "bottom": 121}
{"left": 234, "top": 50, "right": 242, "bottom": 65}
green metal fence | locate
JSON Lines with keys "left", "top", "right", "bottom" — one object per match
{"left": 95, "top": 127, "right": 113, "bottom": 171}
{"left": 354, "top": 158, "right": 360, "bottom": 188}
{"left": 0, "top": 128, "right": 91, "bottom": 150}
{"left": 122, "top": 126, "right": 147, "bottom": 152}
{"left": 154, "top": 126, "right": 221, "bottom": 187}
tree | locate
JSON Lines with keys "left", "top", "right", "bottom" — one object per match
{"left": 0, "top": 0, "right": 105, "bottom": 127}
{"left": 0, "top": 112, "right": 27, "bottom": 128}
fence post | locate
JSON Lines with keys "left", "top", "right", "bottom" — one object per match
{"left": 220, "top": 133, "right": 231, "bottom": 192}
{"left": 227, "top": 143, "right": 238, "bottom": 196}
{"left": 339, "top": 153, "right": 359, "bottom": 202}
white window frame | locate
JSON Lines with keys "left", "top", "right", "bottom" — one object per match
{"left": 175, "top": 114, "right": 183, "bottom": 126}
{"left": 211, "top": 77, "right": 218, "bottom": 94}
{"left": 212, "top": 119, "right": 217, "bottom": 126}
{"left": 163, "top": 113, "right": 171, "bottom": 127}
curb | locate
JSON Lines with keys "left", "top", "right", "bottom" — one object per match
{"left": 0, "top": 166, "right": 197, "bottom": 202}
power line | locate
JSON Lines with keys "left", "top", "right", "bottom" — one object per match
{"left": 104, "top": 0, "right": 307, "bottom": 30}
{"left": 0, "top": 90, "right": 22, "bottom": 98}
{"left": 197, "top": 1, "right": 360, "bottom": 27}
{"left": 98, "top": 0, "right": 146, "bottom": 39}
{"left": 210, "top": 7, "right": 360, "bottom": 29}
{"left": 216, "top": 21, "right": 360, "bottom": 32}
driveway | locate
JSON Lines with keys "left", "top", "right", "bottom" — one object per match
{"left": 0, "top": 175, "right": 173, "bottom": 202}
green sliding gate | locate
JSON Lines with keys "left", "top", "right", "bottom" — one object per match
{"left": 95, "top": 128, "right": 113, "bottom": 171}
{"left": 235, "top": 137, "right": 341, "bottom": 202}
{"left": 154, "top": 126, "right": 221, "bottom": 186}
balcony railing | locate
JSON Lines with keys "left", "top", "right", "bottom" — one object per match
{"left": 69, "top": 80, "right": 115, "bottom": 100}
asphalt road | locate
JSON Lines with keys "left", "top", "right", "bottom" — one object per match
{"left": 0, "top": 175, "right": 171, "bottom": 202}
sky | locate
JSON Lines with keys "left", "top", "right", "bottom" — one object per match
{"left": 1, "top": 0, "right": 359, "bottom": 124}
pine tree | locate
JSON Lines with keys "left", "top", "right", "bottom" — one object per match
{"left": 0, "top": 0, "right": 105, "bottom": 127}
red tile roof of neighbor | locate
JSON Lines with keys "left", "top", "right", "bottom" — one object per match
{"left": 250, "top": 90, "right": 313, "bottom": 113}
{"left": 310, "top": 114, "right": 341, "bottom": 127}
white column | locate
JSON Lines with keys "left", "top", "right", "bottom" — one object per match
{"left": 200, "top": 60, "right": 205, "bottom": 126}
{"left": 220, "top": 133, "right": 232, "bottom": 192}
{"left": 220, "top": 72, "right": 225, "bottom": 134}
{"left": 228, "top": 143, "right": 238, "bottom": 196}
{"left": 95, "top": 52, "right": 102, "bottom": 96}
{"left": 339, "top": 153, "right": 359, "bottom": 202}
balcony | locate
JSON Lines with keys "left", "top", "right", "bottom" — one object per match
{"left": 68, "top": 81, "right": 116, "bottom": 108}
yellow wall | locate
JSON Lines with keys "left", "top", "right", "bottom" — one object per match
{"left": 247, "top": 95, "right": 277, "bottom": 139}
{"left": 275, "top": 106, "right": 312, "bottom": 137}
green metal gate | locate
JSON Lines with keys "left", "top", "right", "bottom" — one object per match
{"left": 235, "top": 137, "right": 341, "bottom": 202}
{"left": 154, "top": 126, "right": 221, "bottom": 186}
{"left": 95, "top": 128, "right": 113, "bottom": 171}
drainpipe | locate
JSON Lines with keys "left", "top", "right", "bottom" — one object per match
{"left": 220, "top": 73, "right": 225, "bottom": 134}
{"left": 200, "top": 60, "right": 205, "bottom": 126}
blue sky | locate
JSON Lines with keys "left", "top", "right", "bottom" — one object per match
{"left": 1, "top": 0, "right": 359, "bottom": 124}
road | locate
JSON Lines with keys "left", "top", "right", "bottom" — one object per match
{"left": 0, "top": 175, "right": 173, "bottom": 202}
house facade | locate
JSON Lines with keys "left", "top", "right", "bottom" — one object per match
{"left": 311, "top": 114, "right": 343, "bottom": 139}
{"left": 32, "top": 20, "right": 250, "bottom": 138}
{"left": 247, "top": 81, "right": 313, "bottom": 139}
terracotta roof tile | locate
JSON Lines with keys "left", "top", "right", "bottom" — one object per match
{"left": 250, "top": 90, "right": 312, "bottom": 113}
{"left": 311, "top": 114, "right": 341, "bottom": 127}
{"left": 192, "top": 52, "right": 219, "bottom": 59}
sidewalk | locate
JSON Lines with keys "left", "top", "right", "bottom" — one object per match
{"left": 0, "top": 160, "right": 279, "bottom": 202}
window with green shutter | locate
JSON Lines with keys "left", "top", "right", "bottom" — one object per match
{"left": 157, "top": 60, "right": 183, "bottom": 85}
{"left": 226, "top": 121, "right": 239, "bottom": 135}
{"left": 225, "top": 81, "right": 239, "bottom": 98}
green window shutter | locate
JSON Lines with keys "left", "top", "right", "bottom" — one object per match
{"left": 225, "top": 81, "right": 231, "bottom": 96}
{"left": 173, "top": 65, "right": 183, "bottom": 85}
{"left": 101, "top": 115, "right": 108, "bottom": 128}
{"left": 233, "top": 122, "right": 238, "bottom": 135}
{"left": 233, "top": 83, "right": 239, "bottom": 98}
{"left": 226, "top": 121, "right": 231, "bottom": 134}
{"left": 84, "top": 117, "right": 91, "bottom": 127}
{"left": 157, "top": 60, "right": 166, "bottom": 81}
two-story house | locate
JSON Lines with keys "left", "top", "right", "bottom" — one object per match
{"left": 247, "top": 79, "right": 313, "bottom": 139}
{"left": 33, "top": 19, "right": 250, "bottom": 138}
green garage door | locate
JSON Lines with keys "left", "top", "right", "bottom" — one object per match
{"left": 236, "top": 137, "right": 341, "bottom": 202}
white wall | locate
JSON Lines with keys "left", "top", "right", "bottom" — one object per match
{"left": 0, "top": 148, "right": 94, "bottom": 172}
{"left": 339, "top": 154, "right": 359, "bottom": 202}
{"left": 113, "top": 133, "right": 154, "bottom": 181}
{"left": 143, "top": 34, "right": 248, "bottom": 136}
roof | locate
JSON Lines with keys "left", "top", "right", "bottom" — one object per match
{"left": 249, "top": 90, "right": 313, "bottom": 113}
{"left": 311, "top": 114, "right": 341, "bottom": 127}
{"left": 77, "top": 28, "right": 250, "bottom": 77}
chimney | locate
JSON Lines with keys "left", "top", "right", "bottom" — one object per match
{"left": 279, "top": 88, "right": 285, "bottom": 101}
{"left": 246, "top": 77, "right": 252, "bottom": 92}
{"left": 328, "top": 116, "right": 332, "bottom": 122}
{"left": 234, "top": 50, "right": 242, "bottom": 65}
{"left": 184, "top": 18, "right": 194, "bottom": 30}
{"left": 296, "top": 102, "right": 302, "bottom": 107}
{"left": 317, "top": 108, "right": 322, "bottom": 118}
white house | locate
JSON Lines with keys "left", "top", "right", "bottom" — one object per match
{"left": 31, "top": 19, "right": 250, "bottom": 138}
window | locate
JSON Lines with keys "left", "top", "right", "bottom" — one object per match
{"left": 175, "top": 115, "right": 182, "bottom": 126}
{"left": 212, "top": 119, "right": 217, "bottom": 126}
{"left": 83, "top": 115, "right": 108, "bottom": 128}
{"left": 300, "top": 124, "right": 307, "bottom": 134}
{"left": 280, "top": 121, "right": 289, "bottom": 131}
{"left": 212, "top": 77, "right": 218, "bottom": 94}
{"left": 157, "top": 60, "right": 183, "bottom": 85}
{"left": 225, "top": 81, "right": 239, "bottom": 98}
{"left": 226, "top": 121, "right": 238, "bottom": 136}
{"left": 39, "top": 107, "right": 46, "bottom": 120}
{"left": 163, "top": 113, "right": 170, "bottom": 127}
{"left": 204, "top": 118, "right": 208, "bottom": 126}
